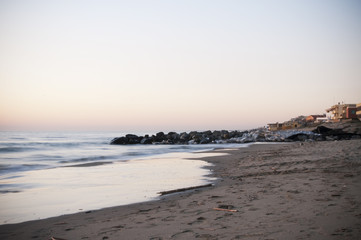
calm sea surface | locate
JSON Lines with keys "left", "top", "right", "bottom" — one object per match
{"left": 0, "top": 131, "right": 249, "bottom": 224}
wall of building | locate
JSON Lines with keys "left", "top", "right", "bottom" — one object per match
{"left": 346, "top": 107, "right": 357, "bottom": 119}
{"left": 356, "top": 103, "right": 361, "bottom": 120}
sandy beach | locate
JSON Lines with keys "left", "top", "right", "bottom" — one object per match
{"left": 1, "top": 139, "right": 361, "bottom": 240}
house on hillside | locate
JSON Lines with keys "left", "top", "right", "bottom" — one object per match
{"left": 282, "top": 121, "right": 300, "bottom": 129}
{"left": 306, "top": 114, "right": 326, "bottom": 122}
{"left": 267, "top": 116, "right": 307, "bottom": 131}
{"left": 268, "top": 123, "right": 283, "bottom": 131}
{"left": 326, "top": 103, "right": 357, "bottom": 121}
{"left": 267, "top": 121, "right": 299, "bottom": 131}
{"left": 357, "top": 103, "right": 361, "bottom": 120}
{"left": 267, "top": 119, "right": 303, "bottom": 131}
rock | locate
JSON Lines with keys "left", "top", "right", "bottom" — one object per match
{"left": 221, "top": 130, "right": 229, "bottom": 139}
{"left": 154, "top": 132, "right": 165, "bottom": 142}
{"left": 167, "top": 132, "right": 179, "bottom": 141}
{"left": 126, "top": 134, "right": 137, "bottom": 138}
{"left": 312, "top": 124, "right": 361, "bottom": 140}
{"left": 110, "top": 122, "right": 360, "bottom": 145}
{"left": 313, "top": 126, "right": 333, "bottom": 134}
{"left": 200, "top": 137, "right": 211, "bottom": 144}
{"left": 326, "top": 136, "right": 337, "bottom": 141}
{"left": 126, "top": 134, "right": 141, "bottom": 144}
{"left": 179, "top": 132, "right": 190, "bottom": 144}
{"left": 229, "top": 131, "right": 240, "bottom": 138}
{"left": 287, "top": 133, "right": 310, "bottom": 141}
{"left": 110, "top": 137, "right": 128, "bottom": 145}
{"left": 212, "top": 130, "right": 222, "bottom": 140}
{"left": 191, "top": 133, "right": 202, "bottom": 143}
{"left": 189, "top": 131, "right": 198, "bottom": 139}
{"left": 202, "top": 130, "right": 212, "bottom": 136}
{"left": 140, "top": 137, "right": 153, "bottom": 144}
{"left": 156, "top": 132, "right": 165, "bottom": 137}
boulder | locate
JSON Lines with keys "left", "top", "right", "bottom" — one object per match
{"left": 180, "top": 132, "right": 189, "bottom": 140}
{"left": 110, "top": 123, "right": 360, "bottom": 145}
{"left": 212, "top": 130, "right": 222, "bottom": 140}
{"left": 140, "top": 137, "right": 153, "bottom": 144}
{"left": 110, "top": 137, "right": 128, "bottom": 145}
{"left": 126, "top": 134, "right": 141, "bottom": 144}
{"left": 154, "top": 132, "right": 166, "bottom": 142}
{"left": 312, "top": 125, "right": 360, "bottom": 140}
{"left": 221, "top": 130, "right": 229, "bottom": 139}
{"left": 167, "top": 132, "right": 180, "bottom": 141}
{"left": 200, "top": 137, "right": 211, "bottom": 144}
{"left": 313, "top": 126, "right": 333, "bottom": 134}
{"left": 287, "top": 133, "right": 310, "bottom": 141}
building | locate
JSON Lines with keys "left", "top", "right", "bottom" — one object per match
{"left": 306, "top": 114, "right": 326, "bottom": 122}
{"left": 282, "top": 121, "right": 299, "bottom": 129}
{"left": 326, "top": 103, "right": 357, "bottom": 121}
{"left": 268, "top": 123, "right": 283, "bottom": 131}
{"left": 315, "top": 117, "right": 328, "bottom": 123}
{"left": 357, "top": 103, "right": 361, "bottom": 120}
{"left": 267, "top": 116, "right": 306, "bottom": 131}
{"left": 267, "top": 121, "right": 300, "bottom": 131}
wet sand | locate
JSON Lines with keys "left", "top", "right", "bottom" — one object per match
{"left": 1, "top": 140, "right": 361, "bottom": 239}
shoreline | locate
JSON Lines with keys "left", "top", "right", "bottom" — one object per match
{"left": 0, "top": 149, "right": 222, "bottom": 225}
{"left": 1, "top": 140, "right": 361, "bottom": 239}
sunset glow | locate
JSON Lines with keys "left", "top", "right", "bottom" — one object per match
{"left": 1, "top": 0, "right": 360, "bottom": 132}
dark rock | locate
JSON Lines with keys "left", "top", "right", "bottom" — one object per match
{"left": 312, "top": 124, "right": 361, "bottom": 140}
{"left": 287, "top": 133, "right": 309, "bottom": 141}
{"left": 313, "top": 126, "right": 333, "bottom": 134}
{"left": 351, "top": 135, "right": 360, "bottom": 139}
{"left": 140, "top": 137, "right": 153, "bottom": 144}
{"left": 126, "top": 134, "right": 141, "bottom": 144}
{"left": 202, "top": 130, "right": 212, "bottom": 136}
{"left": 154, "top": 132, "right": 165, "bottom": 142}
{"left": 221, "top": 130, "right": 229, "bottom": 139}
{"left": 110, "top": 137, "right": 128, "bottom": 145}
{"left": 229, "top": 131, "right": 239, "bottom": 138}
{"left": 179, "top": 132, "right": 190, "bottom": 144}
{"left": 191, "top": 133, "right": 202, "bottom": 143}
{"left": 189, "top": 131, "right": 198, "bottom": 139}
{"left": 156, "top": 132, "right": 165, "bottom": 137}
{"left": 126, "top": 134, "right": 138, "bottom": 138}
{"left": 200, "top": 137, "right": 211, "bottom": 144}
{"left": 167, "top": 132, "right": 179, "bottom": 141}
{"left": 110, "top": 122, "right": 361, "bottom": 145}
{"left": 212, "top": 130, "right": 222, "bottom": 139}
{"left": 326, "top": 136, "right": 337, "bottom": 141}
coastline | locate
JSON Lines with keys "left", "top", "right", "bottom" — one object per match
{"left": 1, "top": 140, "right": 361, "bottom": 239}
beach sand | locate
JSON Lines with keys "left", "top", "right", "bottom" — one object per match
{"left": 1, "top": 140, "right": 361, "bottom": 239}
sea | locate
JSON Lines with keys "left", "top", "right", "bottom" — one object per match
{"left": 0, "top": 131, "right": 249, "bottom": 224}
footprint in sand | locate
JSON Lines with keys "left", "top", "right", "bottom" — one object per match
{"left": 187, "top": 216, "right": 206, "bottom": 225}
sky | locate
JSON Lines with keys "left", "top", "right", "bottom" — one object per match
{"left": 1, "top": 0, "right": 360, "bottom": 132}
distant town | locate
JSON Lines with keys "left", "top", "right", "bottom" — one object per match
{"left": 268, "top": 102, "right": 361, "bottom": 131}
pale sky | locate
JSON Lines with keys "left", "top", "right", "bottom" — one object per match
{"left": 1, "top": 0, "right": 360, "bottom": 132}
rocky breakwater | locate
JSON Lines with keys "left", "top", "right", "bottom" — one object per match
{"left": 110, "top": 129, "right": 324, "bottom": 145}
{"left": 312, "top": 120, "right": 361, "bottom": 141}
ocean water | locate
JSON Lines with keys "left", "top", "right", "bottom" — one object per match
{"left": 0, "top": 131, "right": 249, "bottom": 224}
